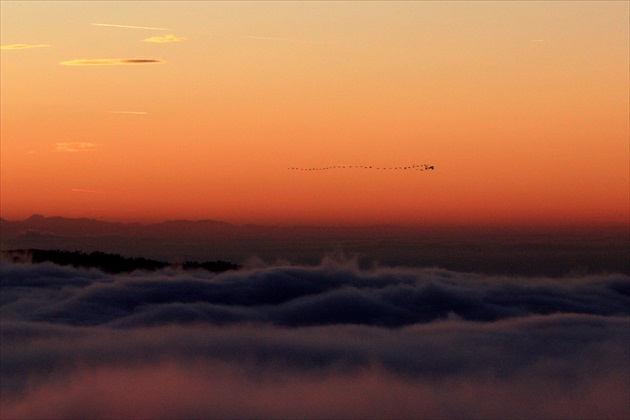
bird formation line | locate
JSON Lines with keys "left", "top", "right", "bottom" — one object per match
{"left": 288, "top": 164, "right": 435, "bottom": 171}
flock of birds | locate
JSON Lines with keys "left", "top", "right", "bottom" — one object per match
{"left": 288, "top": 164, "right": 435, "bottom": 171}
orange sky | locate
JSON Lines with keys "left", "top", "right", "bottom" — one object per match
{"left": 1, "top": 1, "right": 628, "bottom": 226}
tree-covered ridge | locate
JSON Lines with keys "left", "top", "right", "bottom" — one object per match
{"left": 2, "top": 249, "right": 240, "bottom": 274}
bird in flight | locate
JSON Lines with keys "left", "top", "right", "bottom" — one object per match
{"left": 288, "top": 164, "right": 435, "bottom": 171}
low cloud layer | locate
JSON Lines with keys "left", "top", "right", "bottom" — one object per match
{"left": 59, "top": 58, "right": 163, "bottom": 66}
{"left": 142, "top": 34, "right": 187, "bottom": 43}
{"left": 3, "top": 258, "right": 627, "bottom": 328}
{"left": 1, "top": 44, "right": 50, "bottom": 50}
{"left": 1, "top": 258, "right": 628, "bottom": 418}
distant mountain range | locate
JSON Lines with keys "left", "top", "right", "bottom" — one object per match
{"left": 3, "top": 214, "right": 627, "bottom": 239}
{"left": 0, "top": 214, "right": 239, "bottom": 239}
{"left": 1, "top": 214, "right": 417, "bottom": 239}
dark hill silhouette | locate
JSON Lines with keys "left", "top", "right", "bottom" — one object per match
{"left": 1, "top": 215, "right": 628, "bottom": 277}
{"left": 2, "top": 249, "right": 240, "bottom": 274}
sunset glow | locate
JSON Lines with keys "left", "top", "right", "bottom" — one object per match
{"left": 2, "top": 4, "right": 629, "bottom": 418}
{"left": 1, "top": 1, "right": 628, "bottom": 226}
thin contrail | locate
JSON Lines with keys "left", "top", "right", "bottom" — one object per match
{"left": 243, "top": 35, "right": 310, "bottom": 43}
{"left": 241, "top": 35, "right": 331, "bottom": 45}
{"left": 110, "top": 111, "right": 148, "bottom": 115}
{"left": 1, "top": 44, "right": 50, "bottom": 50}
{"left": 92, "top": 23, "right": 171, "bottom": 30}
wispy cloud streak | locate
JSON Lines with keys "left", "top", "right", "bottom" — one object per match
{"left": 109, "top": 111, "right": 148, "bottom": 115}
{"left": 242, "top": 35, "right": 327, "bottom": 45}
{"left": 1, "top": 44, "right": 50, "bottom": 50}
{"left": 60, "top": 58, "right": 163, "bottom": 66}
{"left": 71, "top": 189, "right": 104, "bottom": 194}
{"left": 142, "top": 34, "right": 187, "bottom": 43}
{"left": 92, "top": 23, "right": 170, "bottom": 30}
{"left": 56, "top": 142, "right": 98, "bottom": 152}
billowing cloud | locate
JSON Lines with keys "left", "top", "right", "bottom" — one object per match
{"left": 55, "top": 142, "right": 98, "bottom": 152}
{"left": 1, "top": 258, "right": 628, "bottom": 418}
{"left": 60, "top": 58, "right": 163, "bottom": 66}
{"left": 2, "top": 258, "right": 627, "bottom": 328}
{"left": 92, "top": 23, "right": 170, "bottom": 30}
{"left": 1, "top": 44, "right": 50, "bottom": 50}
{"left": 142, "top": 34, "right": 187, "bottom": 43}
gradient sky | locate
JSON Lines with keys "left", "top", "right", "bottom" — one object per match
{"left": 1, "top": 1, "right": 628, "bottom": 226}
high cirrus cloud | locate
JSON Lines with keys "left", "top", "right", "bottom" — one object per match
{"left": 60, "top": 58, "right": 163, "bottom": 66}
{"left": 1, "top": 44, "right": 50, "bottom": 50}
{"left": 55, "top": 142, "right": 98, "bottom": 152}
{"left": 142, "top": 34, "right": 187, "bottom": 43}
{"left": 1, "top": 258, "right": 628, "bottom": 418}
{"left": 71, "top": 188, "right": 104, "bottom": 194}
{"left": 92, "top": 23, "right": 171, "bottom": 31}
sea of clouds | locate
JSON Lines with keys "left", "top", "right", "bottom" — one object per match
{"left": 1, "top": 256, "right": 629, "bottom": 419}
